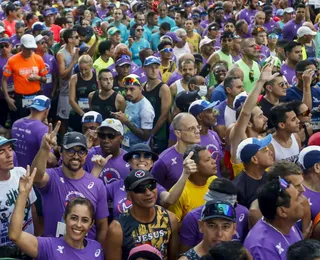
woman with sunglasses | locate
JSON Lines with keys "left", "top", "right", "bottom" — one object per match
{"left": 92, "top": 143, "right": 193, "bottom": 218}
{"left": 128, "top": 24, "right": 151, "bottom": 66}
{"left": 9, "top": 166, "right": 104, "bottom": 260}
{"left": 288, "top": 100, "right": 313, "bottom": 148}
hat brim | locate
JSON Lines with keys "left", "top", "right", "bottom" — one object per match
{"left": 22, "top": 43, "right": 38, "bottom": 49}
{"left": 28, "top": 104, "right": 48, "bottom": 111}
{"left": 201, "top": 215, "right": 236, "bottom": 222}
{"left": 259, "top": 134, "right": 273, "bottom": 150}
{"left": 116, "top": 61, "right": 131, "bottom": 67}
{"left": 123, "top": 149, "right": 159, "bottom": 162}
{"left": 0, "top": 139, "right": 17, "bottom": 147}
{"left": 128, "top": 177, "right": 156, "bottom": 190}
{"left": 63, "top": 142, "right": 87, "bottom": 150}
{"left": 144, "top": 61, "right": 161, "bottom": 67}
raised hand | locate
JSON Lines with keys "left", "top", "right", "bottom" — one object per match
{"left": 19, "top": 165, "right": 37, "bottom": 195}
{"left": 183, "top": 152, "right": 197, "bottom": 175}
{"left": 259, "top": 63, "right": 279, "bottom": 82}
{"left": 85, "top": 129, "right": 97, "bottom": 149}
{"left": 42, "top": 121, "right": 61, "bottom": 150}
{"left": 302, "top": 69, "right": 314, "bottom": 88}
{"left": 91, "top": 154, "right": 113, "bottom": 168}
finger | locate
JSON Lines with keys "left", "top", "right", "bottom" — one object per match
{"left": 106, "top": 154, "right": 113, "bottom": 161}
{"left": 48, "top": 123, "right": 53, "bottom": 134}
{"left": 53, "top": 121, "right": 61, "bottom": 135}
{"left": 30, "top": 167, "right": 37, "bottom": 181}
{"left": 184, "top": 151, "right": 194, "bottom": 162}
{"left": 26, "top": 165, "right": 31, "bottom": 176}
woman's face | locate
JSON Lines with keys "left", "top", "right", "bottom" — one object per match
{"left": 298, "top": 103, "right": 311, "bottom": 125}
{"left": 135, "top": 26, "right": 144, "bottom": 39}
{"left": 80, "top": 63, "right": 92, "bottom": 78}
{"left": 129, "top": 152, "right": 154, "bottom": 171}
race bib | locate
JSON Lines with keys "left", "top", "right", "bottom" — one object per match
{"left": 56, "top": 221, "right": 66, "bottom": 238}
{"left": 78, "top": 98, "right": 89, "bottom": 110}
{"left": 7, "top": 83, "right": 14, "bottom": 92}
{"left": 22, "top": 95, "right": 36, "bottom": 108}
{"left": 46, "top": 74, "right": 52, "bottom": 84}
{"left": 122, "top": 136, "right": 130, "bottom": 147}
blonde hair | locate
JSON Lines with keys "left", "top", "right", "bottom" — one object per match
{"left": 78, "top": 54, "right": 93, "bottom": 66}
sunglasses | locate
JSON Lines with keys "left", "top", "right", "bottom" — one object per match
{"left": 136, "top": 28, "right": 144, "bottom": 32}
{"left": 298, "top": 108, "right": 311, "bottom": 117}
{"left": 123, "top": 77, "right": 140, "bottom": 86}
{"left": 221, "top": 38, "right": 233, "bottom": 42}
{"left": 202, "top": 202, "right": 236, "bottom": 220}
{"left": 279, "top": 176, "right": 290, "bottom": 192}
{"left": 0, "top": 43, "right": 9, "bottom": 49}
{"left": 132, "top": 180, "right": 157, "bottom": 193}
{"left": 249, "top": 70, "right": 254, "bottom": 82}
{"left": 131, "top": 152, "right": 153, "bottom": 160}
{"left": 65, "top": 148, "right": 88, "bottom": 157}
{"left": 268, "top": 34, "right": 279, "bottom": 39}
{"left": 160, "top": 47, "right": 173, "bottom": 53}
{"left": 98, "top": 132, "right": 120, "bottom": 140}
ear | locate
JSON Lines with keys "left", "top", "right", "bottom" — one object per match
{"left": 314, "top": 163, "right": 320, "bottom": 174}
{"left": 174, "top": 130, "right": 182, "bottom": 139}
{"left": 251, "top": 155, "right": 258, "bottom": 165}
{"left": 198, "top": 220, "right": 204, "bottom": 233}
{"left": 278, "top": 122, "right": 286, "bottom": 130}
{"left": 226, "top": 87, "right": 232, "bottom": 94}
{"left": 266, "top": 84, "right": 272, "bottom": 92}
{"left": 277, "top": 206, "right": 288, "bottom": 218}
{"left": 232, "top": 223, "right": 236, "bottom": 235}
{"left": 90, "top": 219, "right": 95, "bottom": 229}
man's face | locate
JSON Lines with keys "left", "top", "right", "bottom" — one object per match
{"left": 159, "top": 6, "right": 168, "bottom": 18}
{"left": 36, "top": 38, "right": 48, "bottom": 53}
{"left": 113, "top": 9, "right": 123, "bottom": 22}
{"left": 244, "top": 39, "right": 259, "bottom": 59}
{"left": 282, "top": 111, "right": 300, "bottom": 133}
{"left": 213, "top": 65, "right": 227, "bottom": 83}
{"left": 269, "top": 76, "right": 289, "bottom": 97}
{"left": 175, "top": 115, "right": 201, "bottom": 144}
{"left": 228, "top": 78, "right": 244, "bottom": 98}
{"left": 214, "top": 10, "right": 224, "bottom": 22}
{"left": 30, "top": 1, "right": 39, "bottom": 11}
{"left": 250, "top": 0, "right": 259, "bottom": 9}
{"left": 224, "top": 22, "right": 235, "bottom": 33}
{"left": 255, "top": 13, "right": 266, "bottom": 25}
{"left": 199, "top": 218, "right": 236, "bottom": 248}
{"left": 253, "top": 146, "right": 274, "bottom": 167}
{"left": 255, "top": 32, "right": 267, "bottom": 46}
{"left": 0, "top": 144, "right": 14, "bottom": 172}
{"left": 71, "top": 31, "right": 80, "bottom": 46}
{"left": 265, "top": 12, "right": 272, "bottom": 21}
{"left": 101, "top": 0, "right": 108, "bottom": 8}
{"left": 232, "top": 38, "right": 242, "bottom": 52}
{"left": 136, "top": 14, "right": 145, "bottom": 26}
{"left": 116, "top": 64, "right": 131, "bottom": 77}
{"left": 197, "top": 149, "right": 217, "bottom": 176}
{"left": 45, "top": 14, "right": 54, "bottom": 25}
{"left": 281, "top": 181, "right": 304, "bottom": 222}
{"left": 0, "top": 42, "right": 12, "bottom": 56}
{"left": 251, "top": 106, "right": 268, "bottom": 133}
{"left": 185, "top": 20, "right": 194, "bottom": 32}
{"left": 82, "top": 122, "right": 99, "bottom": 135}
{"left": 110, "top": 32, "right": 121, "bottom": 44}
{"left": 99, "top": 71, "right": 114, "bottom": 91}
{"left": 150, "top": 15, "right": 158, "bottom": 26}
{"left": 125, "top": 85, "right": 142, "bottom": 102}
{"left": 16, "top": 27, "right": 24, "bottom": 38}
{"left": 181, "top": 62, "right": 195, "bottom": 82}
{"left": 144, "top": 64, "right": 160, "bottom": 80}
{"left": 283, "top": 12, "right": 294, "bottom": 21}
{"left": 296, "top": 8, "right": 305, "bottom": 20}
{"left": 221, "top": 37, "right": 233, "bottom": 51}
{"left": 98, "top": 127, "right": 123, "bottom": 155}
{"left": 62, "top": 146, "right": 87, "bottom": 172}
{"left": 200, "top": 108, "right": 219, "bottom": 128}
{"left": 202, "top": 43, "right": 214, "bottom": 56}
{"left": 160, "top": 44, "right": 173, "bottom": 59}
{"left": 128, "top": 180, "right": 158, "bottom": 208}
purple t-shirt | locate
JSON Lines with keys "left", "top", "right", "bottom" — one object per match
{"left": 84, "top": 146, "right": 130, "bottom": 185}
{"left": 263, "top": 20, "right": 280, "bottom": 33}
{"left": 259, "top": 45, "right": 271, "bottom": 62}
{"left": 11, "top": 118, "right": 48, "bottom": 168}
{"left": 10, "top": 34, "right": 20, "bottom": 47}
{"left": 244, "top": 218, "right": 303, "bottom": 260}
{"left": 280, "top": 63, "right": 296, "bottom": 85}
{"left": 37, "top": 237, "right": 104, "bottom": 260}
{"left": 0, "top": 55, "right": 14, "bottom": 97}
{"left": 151, "top": 146, "right": 183, "bottom": 190}
{"left": 39, "top": 167, "right": 109, "bottom": 239}
{"left": 96, "top": 5, "right": 108, "bottom": 20}
{"left": 22, "top": 3, "right": 31, "bottom": 12}
{"left": 107, "top": 179, "right": 167, "bottom": 217}
{"left": 283, "top": 19, "right": 303, "bottom": 41}
{"left": 238, "top": 8, "right": 258, "bottom": 25}
{"left": 304, "top": 186, "right": 320, "bottom": 220}
{"left": 179, "top": 204, "right": 249, "bottom": 245}
{"left": 41, "top": 53, "right": 58, "bottom": 98}
{"left": 168, "top": 127, "right": 223, "bottom": 177}
{"left": 167, "top": 70, "right": 182, "bottom": 86}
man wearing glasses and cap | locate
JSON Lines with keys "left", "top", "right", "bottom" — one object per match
{"left": 112, "top": 74, "right": 155, "bottom": 151}
{"left": 106, "top": 169, "right": 179, "bottom": 260}
{"left": 180, "top": 200, "right": 237, "bottom": 260}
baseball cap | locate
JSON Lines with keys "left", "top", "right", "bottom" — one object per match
{"left": 220, "top": 31, "right": 234, "bottom": 39}
{"left": 0, "top": 37, "right": 10, "bottom": 43}
{"left": 188, "top": 100, "right": 220, "bottom": 118}
{"left": 262, "top": 5, "right": 273, "bottom": 13}
{"left": 32, "top": 22, "right": 47, "bottom": 32}
{"left": 193, "top": 53, "right": 203, "bottom": 63}
{"left": 208, "top": 23, "right": 220, "bottom": 31}
{"left": 0, "top": 26, "right": 5, "bottom": 33}
{"left": 35, "top": 34, "right": 45, "bottom": 43}
{"left": 297, "top": 26, "right": 317, "bottom": 38}
{"left": 21, "top": 34, "right": 37, "bottom": 49}
{"left": 233, "top": 91, "right": 248, "bottom": 110}
{"left": 124, "top": 169, "right": 156, "bottom": 191}
{"left": 63, "top": 132, "right": 88, "bottom": 150}
{"left": 199, "top": 37, "right": 214, "bottom": 49}
{"left": 128, "top": 244, "right": 162, "bottom": 260}
{"left": 276, "top": 9, "right": 284, "bottom": 16}
{"left": 175, "top": 90, "right": 199, "bottom": 112}
{"left": 43, "top": 8, "right": 55, "bottom": 16}
{"left": 29, "top": 95, "right": 51, "bottom": 111}
{"left": 123, "top": 143, "right": 159, "bottom": 162}
{"left": 214, "top": 6, "right": 224, "bottom": 12}
{"left": 201, "top": 201, "right": 236, "bottom": 222}
{"left": 98, "top": 118, "right": 124, "bottom": 135}
{"left": 236, "top": 134, "right": 272, "bottom": 163}
{"left": 165, "top": 32, "right": 182, "bottom": 43}
{"left": 0, "top": 136, "right": 17, "bottom": 147}
{"left": 298, "top": 146, "right": 320, "bottom": 170}
{"left": 284, "top": 7, "right": 295, "bottom": 14}
{"left": 308, "top": 132, "right": 320, "bottom": 146}
{"left": 107, "top": 27, "right": 120, "bottom": 36}
{"left": 184, "top": 1, "right": 194, "bottom": 7}
{"left": 81, "top": 111, "right": 103, "bottom": 124}
{"left": 144, "top": 56, "right": 161, "bottom": 67}
{"left": 115, "top": 55, "right": 131, "bottom": 67}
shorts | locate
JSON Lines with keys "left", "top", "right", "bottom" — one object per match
{"left": 57, "top": 94, "right": 72, "bottom": 120}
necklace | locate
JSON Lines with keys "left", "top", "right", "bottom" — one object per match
{"left": 261, "top": 217, "right": 290, "bottom": 246}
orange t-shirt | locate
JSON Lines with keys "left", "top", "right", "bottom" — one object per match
{"left": 3, "top": 53, "right": 48, "bottom": 94}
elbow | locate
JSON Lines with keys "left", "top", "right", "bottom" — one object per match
{"left": 8, "top": 227, "right": 19, "bottom": 242}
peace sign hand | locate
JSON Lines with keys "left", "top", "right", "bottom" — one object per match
{"left": 42, "top": 121, "right": 61, "bottom": 150}
{"left": 19, "top": 165, "right": 37, "bottom": 195}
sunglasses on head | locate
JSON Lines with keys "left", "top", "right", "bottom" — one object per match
{"left": 249, "top": 70, "right": 254, "bottom": 82}
{"left": 123, "top": 77, "right": 140, "bottom": 86}
{"left": 131, "top": 152, "right": 153, "bottom": 160}
{"left": 132, "top": 180, "right": 157, "bottom": 193}
{"left": 298, "top": 108, "right": 311, "bottom": 117}
{"left": 202, "top": 202, "right": 236, "bottom": 219}
{"left": 160, "top": 47, "right": 173, "bottom": 53}
{"left": 97, "top": 132, "right": 119, "bottom": 140}
{"left": 268, "top": 34, "right": 279, "bottom": 39}
{"left": 0, "top": 43, "right": 9, "bottom": 49}
{"left": 279, "top": 176, "right": 290, "bottom": 192}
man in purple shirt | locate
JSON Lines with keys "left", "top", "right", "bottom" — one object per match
{"left": 238, "top": 0, "right": 259, "bottom": 25}
{"left": 84, "top": 118, "right": 130, "bottom": 184}
{"left": 283, "top": 3, "right": 305, "bottom": 41}
{"left": 96, "top": 0, "right": 109, "bottom": 20}
{"left": 31, "top": 127, "right": 109, "bottom": 245}
{"left": 9, "top": 21, "right": 24, "bottom": 48}
{"left": 244, "top": 176, "right": 303, "bottom": 259}
{"left": 262, "top": 5, "right": 280, "bottom": 33}
{"left": 179, "top": 178, "right": 249, "bottom": 253}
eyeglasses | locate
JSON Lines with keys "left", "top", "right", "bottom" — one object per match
{"left": 98, "top": 132, "right": 120, "bottom": 140}
{"left": 201, "top": 202, "right": 236, "bottom": 220}
{"left": 38, "top": 40, "right": 46, "bottom": 45}
{"left": 132, "top": 180, "right": 157, "bottom": 193}
{"left": 0, "top": 43, "right": 9, "bottom": 49}
{"left": 65, "top": 148, "right": 88, "bottom": 157}
{"left": 178, "top": 125, "right": 202, "bottom": 132}
{"left": 160, "top": 47, "right": 173, "bottom": 53}
{"left": 249, "top": 70, "right": 254, "bottom": 82}
{"left": 123, "top": 77, "right": 140, "bottom": 86}
{"left": 221, "top": 38, "right": 233, "bottom": 42}
{"left": 298, "top": 109, "right": 311, "bottom": 117}
{"left": 131, "top": 152, "right": 153, "bottom": 160}
{"left": 268, "top": 34, "right": 279, "bottom": 39}
{"left": 136, "top": 28, "right": 144, "bottom": 32}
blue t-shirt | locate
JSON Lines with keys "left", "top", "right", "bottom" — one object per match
{"left": 128, "top": 39, "right": 151, "bottom": 66}
{"left": 143, "top": 25, "right": 159, "bottom": 42}
{"left": 110, "top": 22, "right": 129, "bottom": 43}
{"left": 158, "top": 16, "right": 176, "bottom": 28}
{"left": 210, "top": 84, "right": 227, "bottom": 103}
{"left": 151, "top": 32, "right": 161, "bottom": 51}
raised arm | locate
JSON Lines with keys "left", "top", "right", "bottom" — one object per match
{"left": 9, "top": 166, "right": 39, "bottom": 259}
{"left": 301, "top": 69, "right": 313, "bottom": 110}
{"left": 31, "top": 121, "right": 61, "bottom": 188}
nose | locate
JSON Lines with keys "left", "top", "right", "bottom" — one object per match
{"left": 144, "top": 188, "right": 152, "bottom": 195}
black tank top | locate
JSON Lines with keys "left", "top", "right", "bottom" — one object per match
{"left": 91, "top": 90, "right": 118, "bottom": 119}
{"left": 117, "top": 205, "right": 171, "bottom": 260}
{"left": 76, "top": 71, "right": 98, "bottom": 100}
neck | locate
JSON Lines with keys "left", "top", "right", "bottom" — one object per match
{"left": 7, "top": 16, "right": 14, "bottom": 22}
{"left": 82, "top": 71, "right": 93, "bottom": 81}
{"left": 227, "top": 95, "right": 234, "bottom": 107}
{"left": 189, "top": 173, "right": 208, "bottom": 186}
{"left": 303, "top": 174, "right": 320, "bottom": 192}
{"left": 200, "top": 125, "right": 209, "bottom": 135}
{"left": 35, "top": 50, "right": 44, "bottom": 57}
{"left": 0, "top": 170, "right": 10, "bottom": 181}
{"left": 101, "top": 54, "right": 109, "bottom": 62}
{"left": 130, "top": 205, "right": 156, "bottom": 222}
{"left": 202, "top": 52, "right": 210, "bottom": 60}
{"left": 195, "top": 241, "right": 210, "bottom": 257}
{"left": 242, "top": 55, "right": 253, "bottom": 67}
{"left": 1, "top": 53, "right": 10, "bottom": 59}
{"left": 66, "top": 43, "right": 75, "bottom": 53}
{"left": 99, "top": 88, "right": 114, "bottom": 98}
{"left": 161, "top": 58, "right": 170, "bottom": 66}
{"left": 147, "top": 78, "right": 161, "bottom": 88}
{"left": 103, "top": 148, "right": 121, "bottom": 158}
{"left": 114, "top": 21, "right": 120, "bottom": 25}
{"left": 273, "top": 130, "right": 293, "bottom": 142}
{"left": 295, "top": 18, "right": 302, "bottom": 24}
{"left": 221, "top": 48, "right": 230, "bottom": 55}
{"left": 230, "top": 49, "right": 240, "bottom": 57}
{"left": 269, "top": 43, "right": 276, "bottom": 51}
{"left": 27, "top": 112, "right": 45, "bottom": 122}
{"left": 63, "top": 234, "right": 84, "bottom": 249}
{"left": 286, "top": 59, "right": 296, "bottom": 69}
{"left": 264, "top": 93, "right": 280, "bottom": 105}
{"left": 45, "top": 22, "right": 52, "bottom": 27}
{"left": 174, "top": 141, "right": 191, "bottom": 154}
{"left": 62, "top": 166, "right": 85, "bottom": 179}
{"left": 187, "top": 31, "right": 193, "bottom": 37}
{"left": 265, "top": 217, "right": 294, "bottom": 235}
{"left": 245, "top": 165, "right": 266, "bottom": 180}
{"left": 246, "top": 127, "right": 260, "bottom": 138}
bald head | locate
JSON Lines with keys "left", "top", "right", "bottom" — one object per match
{"left": 172, "top": 113, "right": 197, "bottom": 130}
{"left": 227, "top": 67, "right": 244, "bottom": 81}
{"left": 241, "top": 38, "right": 255, "bottom": 49}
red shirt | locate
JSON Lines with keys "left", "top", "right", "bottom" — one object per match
{"left": 49, "top": 24, "right": 62, "bottom": 43}
{"left": 3, "top": 19, "right": 16, "bottom": 37}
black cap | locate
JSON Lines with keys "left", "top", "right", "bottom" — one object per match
{"left": 263, "top": 5, "right": 273, "bottom": 13}
{"left": 124, "top": 169, "right": 156, "bottom": 191}
{"left": 193, "top": 53, "right": 203, "bottom": 63}
{"left": 63, "top": 132, "right": 88, "bottom": 150}
{"left": 175, "top": 90, "right": 199, "bottom": 112}
{"left": 214, "top": 6, "right": 224, "bottom": 12}
{"left": 158, "top": 40, "right": 172, "bottom": 51}
{"left": 123, "top": 143, "right": 159, "bottom": 162}
{"left": 208, "top": 178, "right": 238, "bottom": 195}
{"left": 220, "top": 31, "right": 234, "bottom": 39}
{"left": 208, "top": 22, "right": 220, "bottom": 31}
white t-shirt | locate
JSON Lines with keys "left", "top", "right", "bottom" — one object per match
{"left": 0, "top": 167, "right": 37, "bottom": 246}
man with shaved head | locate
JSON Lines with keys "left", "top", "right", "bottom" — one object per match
{"left": 151, "top": 113, "right": 201, "bottom": 190}
{"left": 248, "top": 11, "right": 265, "bottom": 35}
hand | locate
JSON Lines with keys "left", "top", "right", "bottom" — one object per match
{"left": 85, "top": 129, "right": 97, "bottom": 149}
{"left": 91, "top": 154, "right": 113, "bottom": 168}
{"left": 19, "top": 165, "right": 37, "bottom": 195}
{"left": 6, "top": 97, "right": 16, "bottom": 111}
{"left": 72, "top": 48, "right": 80, "bottom": 63}
{"left": 302, "top": 69, "right": 314, "bottom": 88}
{"left": 183, "top": 152, "right": 197, "bottom": 175}
{"left": 128, "top": 36, "right": 134, "bottom": 46}
{"left": 111, "top": 112, "right": 128, "bottom": 124}
{"left": 42, "top": 121, "right": 61, "bottom": 150}
{"left": 27, "top": 74, "right": 40, "bottom": 82}
{"left": 303, "top": 220, "right": 313, "bottom": 239}
{"left": 259, "top": 63, "right": 279, "bottom": 82}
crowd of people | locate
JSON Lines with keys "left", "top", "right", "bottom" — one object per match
{"left": 1, "top": 0, "right": 320, "bottom": 259}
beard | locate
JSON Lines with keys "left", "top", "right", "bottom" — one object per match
{"left": 63, "top": 159, "right": 83, "bottom": 172}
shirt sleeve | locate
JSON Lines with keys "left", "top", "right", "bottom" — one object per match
{"left": 38, "top": 168, "right": 56, "bottom": 195}
{"left": 179, "top": 212, "right": 200, "bottom": 246}
{"left": 248, "top": 246, "right": 280, "bottom": 260}
{"left": 3, "top": 59, "right": 12, "bottom": 77}
{"left": 95, "top": 181, "right": 109, "bottom": 220}
{"left": 37, "top": 55, "right": 49, "bottom": 76}
{"left": 36, "top": 237, "right": 52, "bottom": 259}
{"left": 140, "top": 105, "right": 155, "bottom": 129}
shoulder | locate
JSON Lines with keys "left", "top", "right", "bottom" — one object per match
{"left": 10, "top": 167, "right": 26, "bottom": 177}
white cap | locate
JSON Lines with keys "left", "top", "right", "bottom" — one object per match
{"left": 233, "top": 91, "right": 248, "bottom": 110}
{"left": 21, "top": 34, "right": 37, "bottom": 49}
{"left": 35, "top": 34, "right": 44, "bottom": 43}
{"left": 284, "top": 7, "right": 295, "bottom": 14}
{"left": 0, "top": 26, "right": 5, "bottom": 33}
{"left": 98, "top": 118, "right": 124, "bottom": 135}
{"left": 297, "top": 26, "right": 316, "bottom": 38}
{"left": 298, "top": 146, "right": 320, "bottom": 170}
{"left": 199, "top": 37, "right": 214, "bottom": 49}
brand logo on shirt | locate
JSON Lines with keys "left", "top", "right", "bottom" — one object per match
{"left": 276, "top": 242, "right": 284, "bottom": 254}
{"left": 239, "top": 213, "right": 245, "bottom": 222}
{"left": 308, "top": 198, "right": 313, "bottom": 206}
{"left": 100, "top": 167, "right": 121, "bottom": 185}
{"left": 117, "top": 197, "right": 132, "bottom": 214}
{"left": 88, "top": 182, "right": 94, "bottom": 189}
{"left": 64, "top": 191, "right": 85, "bottom": 207}
{"left": 57, "top": 246, "right": 64, "bottom": 254}
{"left": 60, "top": 177, "right": 65, "bottom": 184}
{"left": 135, "top": 170, "right": 145, "bottom": 178}
{"left": 126, "top": 163, "right": 130, "bottom": 168}
{"left": 95, "top": 249, "right": 101, "bottom": 257}
{"left": 171, "top": 157, "right": 177, "bottom": 165}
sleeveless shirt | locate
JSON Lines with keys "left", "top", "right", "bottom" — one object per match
{"left": 58, "top": 48, "right": 73, "bottom": 96}
{"left": 91, "top": 90, "right": 118, "bottom": 119}
{"left": 270, "top": 134, "right": 300, "bottom": 162}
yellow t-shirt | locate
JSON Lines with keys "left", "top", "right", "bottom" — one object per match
{"left": 186, "top": 33, "right": 201, "bottom": 53}
{"left": 160, "top": 61, "right": 176, "bottom": 84}
{"left": 168, "top": 175, "right": 217, "bottom": 222}
{"left": 93, "top": 56, "right": 114, "bottom": 74}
